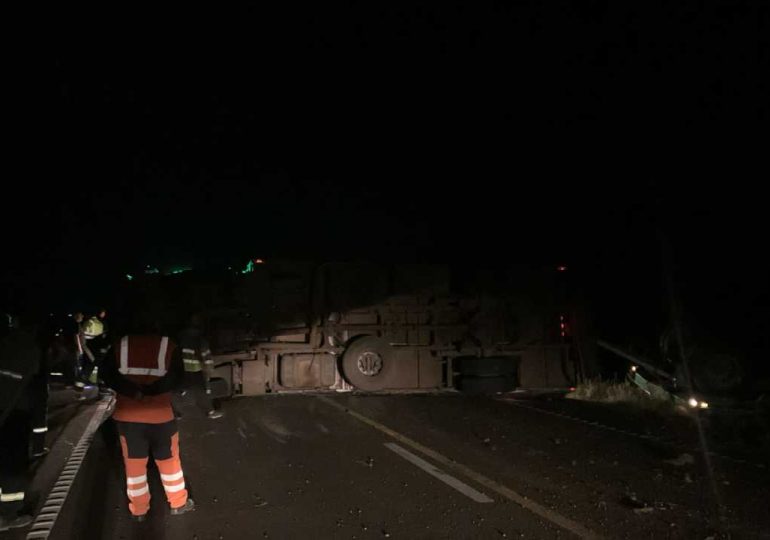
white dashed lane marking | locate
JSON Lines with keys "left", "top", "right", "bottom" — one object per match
{"left": 384, "top": 442, "right": 494, "bottom": 503}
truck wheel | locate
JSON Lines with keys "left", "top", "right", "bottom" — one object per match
{"left": 456, "top": 375, "right": 517, "bottom": 395}
{"left": 341, "top": 336, "right": 394, "bottom": 391}
{"left": 456, "top": 356, "right": 519, "bottom": 378}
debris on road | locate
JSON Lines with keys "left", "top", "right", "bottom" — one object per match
{"left": 665, "top": 453, "right": 695, "bottom": 466}
{"left": 634, "top": 507, "right": 655, "bottom": 514}
{"left": 620, "top": 493, "right": 647, "bottom": 509}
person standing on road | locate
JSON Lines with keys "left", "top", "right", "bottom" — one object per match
{"left": 72, "top": 311, "right": 89, "bottom": 388}
{"left": 0, "top": 311, "right": 42, "bottom": 532}
{"left": 29, "top": 342, "right": 50, "bottom": 459}
{"left": 100, "top": 320, "right": 195, "bottom": 521}
{"left": 80, "top": 311, "right": 105, "bottom": 383}
{"left": 178, "top": 314, "right": 223, "bottom": 419}
{"left": 88, "top": 308, "right": 113, "bottom": 394}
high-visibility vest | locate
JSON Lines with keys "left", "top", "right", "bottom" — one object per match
{"left": 82, "top": 317, "right": 104, "bottom": 339}
{"left": 181, "top": 339, "right": 213, "bottom": 373}
{"left": 112, "top": 335, "right": 177, "bottom": 424}
{"left": 181, "top": 346, "right": 202, "bottom": 372}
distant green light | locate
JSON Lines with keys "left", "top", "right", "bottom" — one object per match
{"left": 144, "top": 267, "right": 160, "bottom": 275}
{"left": 167, "top": 266, "right": 191, "bottom": 275}
{"left": 126, "top": 274, "right": 134, "bottom": 281}
{"left": 241, "top": 260, "right": 255, "bottom": 274}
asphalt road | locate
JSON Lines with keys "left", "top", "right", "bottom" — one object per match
{"left": 37, "top": 393, "right": 770, "bottom": 539}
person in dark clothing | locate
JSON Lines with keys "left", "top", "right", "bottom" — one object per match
{"left": 72, "top": 312, "right": 92, "bottom": 388}
{"left": 29, "top": 361, "right": 49, "bottom": 459}
{"left": 0, "top": 312, "right": 42, "bottom": 532}
{"left": 87, "top": 309, "right": 113, "bottom": 395}
{"left": 177, "top": 315, "right": 223, "bottom": 419}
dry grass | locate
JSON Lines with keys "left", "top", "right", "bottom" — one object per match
{"left": 567, "top": 379, "right": 676, "bottom": 413}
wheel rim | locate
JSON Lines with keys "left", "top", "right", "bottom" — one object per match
{"left": 357, "top": 351, "right": 383, "bottom": 376}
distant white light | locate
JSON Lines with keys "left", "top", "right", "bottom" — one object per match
{"left": 699, "top": 401, "right": 709, "bottom": 409}
{"left": 631, "top": 365, "right": 638, "bottom": 372}
{"left": 688, "top": 398, "right": 699, "bottom": 408}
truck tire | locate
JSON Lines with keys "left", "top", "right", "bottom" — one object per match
{"left": 456, "top": 375, "right": 517, "bottom": 395}
{"left": 455, "top": 356, "right": 519, "bottom": 378}
{"left": 341, "top": 336, "right": 395, "bottom": 391}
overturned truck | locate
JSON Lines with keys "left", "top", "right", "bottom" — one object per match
{"left": 122, "top": 261, "right": 589, "bottom": 396}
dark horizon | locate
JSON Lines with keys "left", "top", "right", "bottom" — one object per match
{"left": 4, "top": 3, "right": 767, "bottom": 334}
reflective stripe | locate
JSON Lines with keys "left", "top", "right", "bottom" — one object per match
{"left": 201, "top": 349, "right": 211, "bottom": 357}
{"left": 119, "top": 337, "right": 129, "bottom": 373}
{"left": 160, "top": 470, "right": 184, "bottom": 482}
{"left": 127, "top": 475, "right": 148, "bottom": 485}
{"left": 157, "top": 337, "right": 168, "bottom": 374}
{"left": 0, "top": 492, "right": 25, "bottom": 502}
{"left": 184, "top": 358, "right": 202, "bottom": 372}
{"left": 163, "top": 481, "right": 186, "bottom": 493}
{"left": 0, "top": 369, "right": 23, "bottom": 380}
{"left": 33, "top": 427, "right": 48, "bottom": 433}
{"left": 127, "top": 486, "right": 149, "bottom": 497}
{"left": 122, "top": 367, "right": 167, "bottom": 376}
{"left": 204, "top": 360, "right": 215, "bottom": 365}
{"left": 182, "top": 348, "right": 196, "bottom": 355}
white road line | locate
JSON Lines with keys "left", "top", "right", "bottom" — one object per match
{"left": 318, "top": 395, "right": 601, "bottom": 540}
{"left": 385, "top": 442, "right": 493, "bottom": 503}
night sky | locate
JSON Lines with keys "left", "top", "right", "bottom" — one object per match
{"left": 4, "top": 2, "right": 767, "bottom": 334}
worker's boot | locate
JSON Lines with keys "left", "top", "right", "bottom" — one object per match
{"left": 170, "top": 499, "right": 195, "bottom": 516}
{"left": 0, "top": 514, "right": 33, "bottom": 532}
{"left": 130, "top": 513, "right": 147, "bottom": 523}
